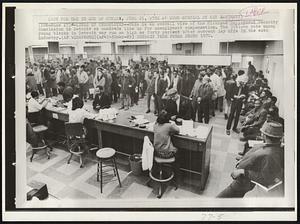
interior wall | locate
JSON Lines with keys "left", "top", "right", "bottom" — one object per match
{"left": 59, "top": 46, "right": 75, "bottom": 55}
{"left": 32, "top": 47, "right": 48, "bottom": 55}
{"left": 171, "top": 43, "right": 202, "bottom": 55}
{"left": 83, "top": 46, "right": 101, "bottom": 57}
{"left": 117, "top": 45, "right": 150, "bottom": 54}
{"left": 262, "top": 41, "right": 284, "bottom": 116}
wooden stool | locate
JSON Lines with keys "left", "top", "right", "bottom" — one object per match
{"left": 30, "top": 125, "right": 52, "bottom": 162}
{"left": 149, "top": 156, "right": 177, "bottom": 199}
{"left": 96, "top": 147, "right": 122, "bottom": 193}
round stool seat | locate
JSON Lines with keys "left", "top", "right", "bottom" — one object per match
{"left": 96, "top": 147, "right": 116, "bottom": 159}
{"left": 32, "top": 125, "right": 48, "bottom": 133}
{"left": 154, "top": 156, "right": 175, "bottom": 164}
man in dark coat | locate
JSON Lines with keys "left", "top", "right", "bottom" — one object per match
{"left": 145, "top": 72, "right": 156, "bottom": 113}
{"left": 197, "top": 76, "right": 214, "bottom": 124}
{"left": 162, "top": 88, "right": 193, "bottom": 121}
{"left": 119, "top": 69, "right": 135, "bottom": 110}
{"left": 226, "top": 80, "right": 248, "bottom": 135}
{"left": 153, "top": 72, "right": 168, "bottom": 115}
{"left": 217, "top": 122, "right": 284, "bottom": 198}
{"left": 169, "top": 69, "right": 183, "bottom": 95}
{"left": 224, "top": 74, "right": 237, "bottom": 119}
{"left": 93, "top": 85, "right": 111, "bottom": 110}
{"left": 240, "top": 99, "right": 268, "bottom": 141}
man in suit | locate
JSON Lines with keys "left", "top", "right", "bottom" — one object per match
{"left": 145, "top": 71, "right": 156, "bottom": 114}
{"left": 189, "top": 72, "right": 203, "bottom": 121}
{"left": 217, "top": 122, "right": 284, "bottom": 198}
{"left": 93, "top": 85, "right": 111, "bottom": 110}
{"left": 153, "top": 71, "right": 168, "bottom": 115}
{"left": 169, "top": 69, "right": 183, "bottom": 95}
{"left": 162, "top": 88, "right": 193, "bottom": 121}
{"left": 119, "top": 69, "right": 135, "bottom": 110}
{"left": 226, "top": 80, "right": 248, "bottom": 135}
{"left": 197, "top": 76, "right": 214, "bottom": 124}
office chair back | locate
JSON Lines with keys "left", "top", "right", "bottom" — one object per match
{"left": 65, "top": 122, "right": 85, "bottom": 138}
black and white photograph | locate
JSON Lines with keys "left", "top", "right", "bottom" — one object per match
{"left": 2, "top": 2, "right": 297, "bottom": 222}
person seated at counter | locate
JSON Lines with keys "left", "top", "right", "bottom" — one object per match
{"left": 57, "top": 82, "right": 74, "bottom": 103}
{"left": 162, "top": 88, "right": 193, "bottom": 121}
{"left": 68, "top": 97, "right": 95, "bottom": 123}
{"left": 217, "top": 121, "right": 284, "bottom": 198}
{"left": 153, "top": 110, "right": 181, "bottom": 184}
{"left": 92, "top": 85, "right": 111, "bottom": 110}
{"left": 27, "top": 91, "right": 50, "bottom": 124}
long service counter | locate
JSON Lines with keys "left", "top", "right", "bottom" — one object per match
{"left": 44, "top": 107, "right": 212, "bottom": 190}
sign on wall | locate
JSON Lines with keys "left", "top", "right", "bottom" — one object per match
{"left": 168, "top": 55, "right": 231, "bottom": 66}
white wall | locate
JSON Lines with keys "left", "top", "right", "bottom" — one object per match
{"left": 262, "top": 41, "right": 284, "bottom": 116}
{"left": 149, "top": 40, "right": 172, "bottom": 54}
{"left": 60, "top": 46, "right": 75, "bottom": 55}
{"left": 202, "top": 40, "right": 220, "bottom": 54}
{"left": 83, "top": 46, "right": 101, "bottom": 57}
{"left": 171, "top": 43, "right": 202, "bottom": 55}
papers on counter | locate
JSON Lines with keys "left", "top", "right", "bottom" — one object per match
{"left": 147, "top": 119, "right": 210, "bottom": 139}
{"left": 133, "top": 118, "right": 150, "bottom": 125}
{"left": 179, "top": 120, "right": 210, "bottom": 139}
{"left": 194, "top": 125, "right": 211, "bottom": 139}
{"left": 95, "top": 108, "right": 118, "bottom": 121}
{"left": 147, "top": 122, "right": 155, "bottom": 131}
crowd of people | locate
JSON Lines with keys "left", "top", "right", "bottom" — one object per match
{"left": 26, "top": 56, "right": 285, "bottom": 198}
{"left": 26, "top": 57, "right": 282, "bottom": 130}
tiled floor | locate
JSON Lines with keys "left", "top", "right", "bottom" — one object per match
{"left": 27, "top": 96, "right": 244, "bottom": 200}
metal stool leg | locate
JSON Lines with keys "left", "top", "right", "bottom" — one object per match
{"left": 96, "top": 161, "right": 100, "bottom": 182}
{"left": 67, "top": 153, "right": 73, "bottom": 164}
{"left": 79, "top": 155, "right": 84, "bottom": 168}
{"left": 100, "top": 160, "right": 103, "bottom": 193}
{"left": 46, "top": 147, "right": 51, "bottom": 159}
{"left": 30, "top": 149, "right": 36, "bottom": 162}
{"left": 113, "top": 157, "right": 122, "bottom": 188}
{"left": 158, "top": 164, "right": 163, "bottom": 199}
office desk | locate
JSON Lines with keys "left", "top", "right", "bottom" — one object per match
{"left": 44, "top": 108, "right": 212, "bottom": 190}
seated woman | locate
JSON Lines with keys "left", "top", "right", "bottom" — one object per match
{"left": 68, "top": 97, "right": 95, "bottom": 124}
{"left": 92, "top": 85, "right": 111, "bottom": 110}
{"left": 153, "top": 110, "right": 181, "bottom": 183}
{"left": 67, "top": 97, "right": 96, "bottom": 156}
{"left": 27, "top": 91, "right": 50, "bottom": 124}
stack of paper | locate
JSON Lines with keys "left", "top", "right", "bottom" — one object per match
{"left": 182, "top": 120, "right": 193, "bottom": 129}
{"left": 147, "top": 122, "right": 155, "bottom": 131}
{"left": 133, "top": 118, "right": 149, "bottom": 125}
{"left": 195, "top": 126, "right": 211, "bottom": 139}
{"left": 95, "top": 108, "right": 118, "bottom": 121}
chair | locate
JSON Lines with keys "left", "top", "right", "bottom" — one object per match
{"left": 27, "top": 117, "right": 52, "bottom": 162}
{"left": 96, "top": 147, "right": 122, "bottom": 193}
{"left": 65, "top": 122, "right": 88, "bottom": 168}
{"left": 149, "top": 156, "right": 177, "bottom": 199}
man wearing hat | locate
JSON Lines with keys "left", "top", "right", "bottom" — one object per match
{"left": 217, "top": 121, "right": 284, "bottom": 198}
{"left": 162, "top": 88, "right": 193, "bottom": 121}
